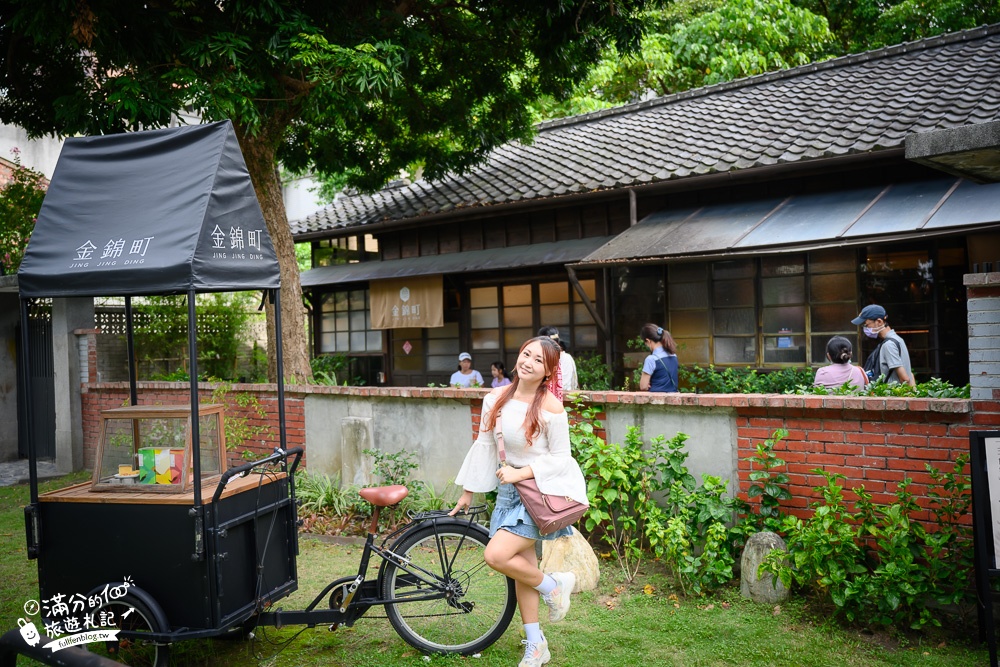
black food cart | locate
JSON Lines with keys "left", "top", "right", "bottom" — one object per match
{"left": 17, "top": 121, "right": 299, "bottom": 666}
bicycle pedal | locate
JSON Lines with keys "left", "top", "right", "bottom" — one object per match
{"left": 328, "top": 623, "right": 339, "bottom": 632}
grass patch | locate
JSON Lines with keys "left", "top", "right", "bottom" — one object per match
{"left": 0, "top": 474, "right": 990, "bottom": 666}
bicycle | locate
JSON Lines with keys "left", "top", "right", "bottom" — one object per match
{"left": 260, "top": 482, "right": 518, "bottom": 655}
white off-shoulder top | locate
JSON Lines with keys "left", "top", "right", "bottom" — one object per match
{"left": 454, "top": 391, "right": 589, "bottom": 505}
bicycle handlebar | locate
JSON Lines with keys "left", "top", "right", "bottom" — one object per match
{"left": 212, "top": 446, "right": 303, "bottom": 504}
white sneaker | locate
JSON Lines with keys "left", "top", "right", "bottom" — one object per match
{"left": 542, "top": 571, "right": 575, "bottom": 623}
{"left": 519, "top": 638, "right": 551, "bottom": 667}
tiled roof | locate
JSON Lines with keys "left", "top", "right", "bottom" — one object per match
{"left": 291, "top": 24, "right": 1000, "bottom": 239}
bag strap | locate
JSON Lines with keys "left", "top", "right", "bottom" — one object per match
{"left": 494, "top": 408, "right": 507, "bottom": 465}
{"left": 656, "top": 356, "right": 670, "bottom": 374}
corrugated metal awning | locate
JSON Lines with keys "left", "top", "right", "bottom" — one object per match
{"left": 301, "top": 236, "right": 614, "bottom": 288}
{"left": 574, "top": 177, "right": 1000, "bottom": 266}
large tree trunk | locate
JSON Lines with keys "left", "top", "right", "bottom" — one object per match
{"left": 233, "top": 120, "right": 312, "bottom": 383}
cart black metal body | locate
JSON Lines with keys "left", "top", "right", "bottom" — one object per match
{"left": 15, "top": 122, "right": 514, "bottom": 666}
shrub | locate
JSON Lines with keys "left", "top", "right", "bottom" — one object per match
{"left": 0, "top": 149, "right": 45, "bottom": 275}
{"left": 311, "top": 353, "right": 350, "bottom": 385}
{"left": 575, "top": 352, "right": 612, "bottom": 390}
{"left": 744, "top": 428, "right": 792, "bottom": 533}
{"left": 762, "top": 457, "right": 974, "bottom": 630}
{"left": 794, "top": 377, "right": 970, "bottom": 398}
{"left": 680, "top": 364, "right": 815, "bottom": 393}
{"left": 211, "top": 384, "right": 273, "bottom": 462}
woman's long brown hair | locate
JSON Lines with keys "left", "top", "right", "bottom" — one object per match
{"left": 482, "top": 336, "right": 561, "bottom": 446}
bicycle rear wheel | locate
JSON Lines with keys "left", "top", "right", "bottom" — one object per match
{"left": 381, "top": 521, "right": 516, "bottom": 655}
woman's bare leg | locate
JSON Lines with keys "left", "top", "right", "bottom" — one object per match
{"left": 484, "top": 529, "right": 544, "bottom": 623}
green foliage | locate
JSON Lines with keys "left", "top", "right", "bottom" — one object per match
{"left": 762, "top": 458, "right": 975, "bottom": 630}
{"left": 575, "top": 352, "right": 612, "bottom": 391}
{"left": 534, "top": 0, "right": 834, "bottom": 119}
{"left": 211, "top": 384, "right": 272, "bottom": 461}
{"left": 680, "top": 365, "right": 815, "bottom": 393}
{"left": 569, "top": 398, "right": 741, "bottom": 593}
{"left": 744, "top": 429, "right": 792, "bottom": 532}
{"left": 865, "top": 378, "right": 971, "bottom": 399}
{"left": 310, "top": 353, "right": 350, "bottom": 385}
{"left": 295, "top": 242, "right": 312, "bottom": 272}
{"left": 794, "top": 377, "right": 971, "bottom": 398}
{"left": 923, "top": 454, "right": 974, "bottom": 609}
{"left": 296, "top": 471, "right": 361, "bottom": 517}
{"left": 0, "top": 149, "right": 45, "bottom": 275}
{"left": 3, "top": 1, "right": 661, "bottom": 193}
{"left": 795, "top": 0, "right": 1000, "bottom": 54}
{"left": 363, "top": 447, "right": 427, "bottom": 528}
{"left": 363, "top": 447, "right": 424, "bottom": 492}
{"left": 762, "top": 471, "right": 869, "bottom": 612}
{"left": 134, "top": 293, "right": 257, "bottom": 381}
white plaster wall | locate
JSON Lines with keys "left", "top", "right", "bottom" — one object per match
{"left": 0, "top": 125, "right": 64, "bottom": 178}
{"left": 282, "top": 175, "right": 328, "bottom": 223}
{"left": 305, "top": 394, "right": 475, "bottom": 493}
{"left": 604, "top": 405, "right": 740, "bottom": 496}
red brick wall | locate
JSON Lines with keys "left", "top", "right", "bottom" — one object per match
{"left": 731, "top": 396, "right": 986, "bottom": 525}
{"left": 81, "top": 382, "right": 306, "bottom": 470}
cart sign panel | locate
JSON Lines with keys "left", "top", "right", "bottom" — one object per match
{"left": 985, "top": 436, "right": 1000, "bottom": 568}
{"left": 18, "top": 120, "right": 280, "bottom": 297}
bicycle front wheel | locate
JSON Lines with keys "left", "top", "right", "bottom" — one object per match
{"left": 381, "top": 521, "right": 516, "bottom": 655}
{"left": 84, "top": 594, "right": 169, "bottom": 667}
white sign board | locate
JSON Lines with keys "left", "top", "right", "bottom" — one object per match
{"left": 984, "top": 437, "right": 1000, "bottom": 568}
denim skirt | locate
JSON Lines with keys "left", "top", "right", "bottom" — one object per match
{"left": 490, "top": 482, "right": 574, "bottom": 541}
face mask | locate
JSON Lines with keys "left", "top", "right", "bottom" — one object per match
{"left": 863, "top": 325, "right": 883, "bottom": 338}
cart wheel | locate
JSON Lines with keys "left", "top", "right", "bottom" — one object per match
{"left": 85, "top": 592, "right": 170, "bottom": 667}
{"left": 380, "top": 520, "right": 516, "bottom": 655}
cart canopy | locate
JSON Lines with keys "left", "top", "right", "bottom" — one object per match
{"left": 18, "top": 120, "right": 280, "bottom": 298}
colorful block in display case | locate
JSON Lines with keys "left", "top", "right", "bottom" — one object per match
{"left": 138, "top": 448, "right": 184, "bottom": 485}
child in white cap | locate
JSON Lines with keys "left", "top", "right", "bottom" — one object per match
{"left": 450, "top": 352, "right": 484, "bottom": 387}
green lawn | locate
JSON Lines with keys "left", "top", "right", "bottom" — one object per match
{"left": 0, "top": 474, "right": 990, "bottom": 666}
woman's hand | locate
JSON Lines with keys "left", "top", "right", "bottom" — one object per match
{"left": 449, "top": 490, "right": 474, "bottom": 516}
{"left": 496, "top": 465, "right": 532, "bottom": 485}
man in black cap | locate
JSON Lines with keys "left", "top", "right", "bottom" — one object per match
{"left": 851, "top": 304, "right": 916, "bottom": 386}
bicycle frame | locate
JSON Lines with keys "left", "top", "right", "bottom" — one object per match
{"left": 257, "top": 505, "right": 491, "bottom": 630}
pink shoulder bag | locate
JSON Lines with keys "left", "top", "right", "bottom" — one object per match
{"left": 494, "top": 408, "right": 588, "bottom": 535}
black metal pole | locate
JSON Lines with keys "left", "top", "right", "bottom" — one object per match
{"left": 187, "top": 290, "right": 205, "bottom": 562}
{"left": 19, "top": 298, "right": 38, "bottom": 505}
{"left": 273, "top": 289, "right": 287, "bottom": 452}
{"left": 188, "top": 290, "right": 202, "bottom": 507}
{"left": 124, "top": 297, "right": 138, "bottom": 406}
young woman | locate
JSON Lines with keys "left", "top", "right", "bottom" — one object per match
{"left": 639, "top": 323, "right": 679, "bottom": 393}
{"left": 813, "top": 336, "right": 868, "bottom": 389}
{"left": 450, "top": 352, "right": 484, "bottom": 388}
{"left": 491, "top": 360, "right": 512, "bottom": 388}
{"left": 537, "top": 326, "right": 578, "bottom": 396}
{"left": 450, "top": 336, "right": 588, "bottom": 667}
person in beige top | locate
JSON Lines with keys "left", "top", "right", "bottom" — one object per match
{"left": 450, "top": 336, "right": 587, "bottom": 667}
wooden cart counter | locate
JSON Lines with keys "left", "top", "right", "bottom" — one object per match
{"left": 39, "top": 472, "right": 286, "bottom": 505}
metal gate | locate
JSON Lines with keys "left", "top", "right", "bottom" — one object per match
{"left": 17, "top": 299, "right": 55, "bottom": 460}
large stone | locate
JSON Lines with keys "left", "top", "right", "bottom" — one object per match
{"left": 740, "top": 531, "right": 789, "bottom": 604}
{"left": 540, "top": 527, "right": 600, "bottom": 592}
